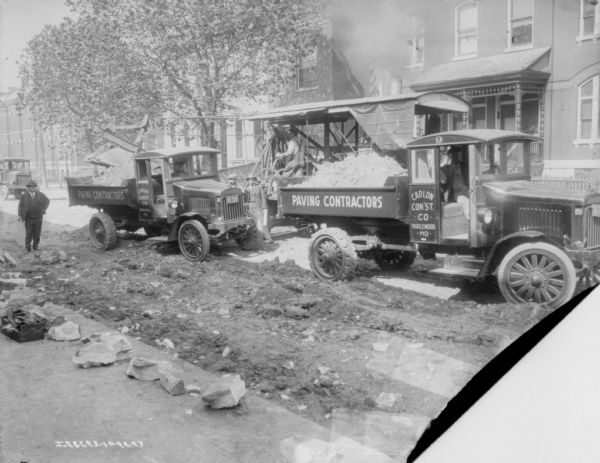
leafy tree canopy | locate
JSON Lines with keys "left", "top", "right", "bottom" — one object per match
{"left": 21, "top": 0, "right": 323, "bottom": 152}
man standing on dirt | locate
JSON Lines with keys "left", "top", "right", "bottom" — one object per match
{"left": 18, "top": 181, "right": 50, "bottom": 252}
{"left": 245, "top": 176, "right": 272, "bottom": 243}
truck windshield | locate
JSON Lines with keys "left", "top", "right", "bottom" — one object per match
{"left": 479, "top": 142, "right": 527, "bottom": 177}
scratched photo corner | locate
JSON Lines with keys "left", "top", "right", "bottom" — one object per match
{"left": 0, "top": 0, "right": 599, "bottom": 462}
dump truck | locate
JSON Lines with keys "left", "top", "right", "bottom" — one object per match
{"left": 279, "top": 129, "right": 600, "bottom": 309}
{"left": 0, "top": 158, "right": 32, "bottom": 200}
{"left": 67, "top": 147, "right": 260, "bottom": 261}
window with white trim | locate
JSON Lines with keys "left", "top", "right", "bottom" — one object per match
{"left": 580, "top": 0, "right": 600, "bottom": 39}
{"left": 297, "top": 48, "right": 318, "bottom": 90}
{"left": 408, "top": 17, "right": 425, "bottom": 66}
{"left": 507, "top": 0, "right": 533, "bottom": 49}
{"left": 577, "top": 75, "right": 600, "bottom": 141}
{"left": 455, "top": 2, "right": 478, "bottom": 58}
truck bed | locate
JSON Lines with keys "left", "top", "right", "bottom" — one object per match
{"left": 66, "top": 177, "right": 139, "bottom": 208}
{"left": 279, "top": 176, "right": 409, "bottom": 220}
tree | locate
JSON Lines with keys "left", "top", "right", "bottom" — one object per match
{"left": 66, "top": 0, "right": 323, "bottom": 147}
{"left": 20, "top": 16, "right": 165, "bottom": 154}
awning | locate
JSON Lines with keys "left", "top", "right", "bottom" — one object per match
{"left": 412, "top": 48, "right": 551, "bottom": 93}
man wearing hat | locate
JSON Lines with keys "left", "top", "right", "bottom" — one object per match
{"left": 245, "top": 176, "right": 272, "bottom": 242}
{"left": 18, "top": 181, "right": 50, "bottom": 252}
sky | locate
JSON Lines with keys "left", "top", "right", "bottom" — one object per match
{"left": 0, "top": 0, "right": 72, "bottom": 91}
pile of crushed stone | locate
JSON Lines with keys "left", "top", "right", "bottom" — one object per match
{"left": 89, "top": 166, "right": 133, "bottom": 186}
{"left": 301, "top": 150, "right": 407, "bottom": 188}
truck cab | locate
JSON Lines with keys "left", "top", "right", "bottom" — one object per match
{"left": 0, "top": 158, "right": 32, "bottom": 200}
{"left": 407, "top": 129, "right": 600, "bottom": 308}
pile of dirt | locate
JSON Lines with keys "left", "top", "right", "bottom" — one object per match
{"left": 302, "top": 150, "right": 407, "bottom": 188}
{"left": 89, "top": 167, "right": 133, "bottom": 186}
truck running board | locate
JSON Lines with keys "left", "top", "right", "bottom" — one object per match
{"left": 429, "top": 254, "right": 484, "bottom": 278}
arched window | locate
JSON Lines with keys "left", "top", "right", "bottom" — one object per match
{"left": 577, "top": 76, "right": 600, "bottom": 141}
{"left": 455, "top": 2, "right": 478, "bottom": 58}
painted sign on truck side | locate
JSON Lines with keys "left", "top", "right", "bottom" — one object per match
{"left": 409, "top": 185, "right": 440, "bottom": 243}
{"left": 280, "top": 187, "right": 408, "bottom": 219}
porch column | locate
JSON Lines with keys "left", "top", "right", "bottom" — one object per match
{"left": 515, "top": 83, "right": 522, "bottom": 132}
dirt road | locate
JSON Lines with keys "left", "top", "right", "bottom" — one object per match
{"left": 0, "top": 191, "right": 553, "bottom": 459}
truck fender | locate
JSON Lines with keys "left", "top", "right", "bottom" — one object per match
{"left": 168, "top": 213, "right": 207, "bottom": 241}
{"left": 477, "top": 231, "right": 550, "bottom": 278}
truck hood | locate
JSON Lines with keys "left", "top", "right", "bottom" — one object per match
{"left": 483, "top": 180, "right": 592, "bottom": 204}
{"left": 173, "top": 178, "right": 232, "bottom": 195}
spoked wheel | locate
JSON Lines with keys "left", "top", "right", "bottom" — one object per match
{"left": 309, "top": 228, "right": 357, "bottom": 281}
{"left": 374, "top": 251, "right": 416, "bottom": 271}
{"left": 89, "top": 212, "right": 118, "bottom": 251}
{"left": 0, "top": 185, "right": 8, "bottom": 201}
{"left": 576, "top": 256, "right": 600, "bottom": 291}
{"left": 178, "top": 219, "right": 210, "bottom": 262}
{"left": 236, "top": 226, "right": 261, "bottom": 250}
{"left": 497, "top": 242, "right": 576, "bottom": 309}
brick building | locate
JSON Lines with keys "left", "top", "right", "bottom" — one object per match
{"left": 277, "top": 0, "right": 600, "bottom": 177}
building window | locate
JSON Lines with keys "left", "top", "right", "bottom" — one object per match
{"left": 471, "top": 97, "right": 487, "bottom": 129}
{"left": 580, "top": 0, "right": 600, "bottom": 39}
{"left": 297, "top": 48, "right": 318, "bottom": 90}
{"left": 507, "top": 0, "right": 533, "bottom": 49}
{"left": 408, "top": 17, "right": 425, "bottom": 66}
{"left": 455, "top": 1, "right": 478, "bottom": 58}
{"left": 577, "top": 75, "right": 600, "bottom": 141}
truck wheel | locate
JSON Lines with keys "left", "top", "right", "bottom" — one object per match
{"left": 178, "top": 219, "right": 210, "bottom": 262}
{"left": 236, "top": 226, "right": 261, "bottom": 250}
{"left": 0, "top": 185, "right": 8, "bottom": 201}
{"left": 375, "top": 251, "right": 416, "bottom": 270}
{"left": 89, "top": 212, "right": 118, "bottom": 251}
{"left": 309, "top": 228, "right": 357, "bottom": 281}
{"left": 497, "top": 242, "right": 576, "bottom": 309}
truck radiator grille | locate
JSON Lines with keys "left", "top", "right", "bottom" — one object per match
{"left": 190, "top": 198, "right": 211, "bottom": 215}
{"left": 15, "top": 175, "right": 30, "bottom": 185}
{"left": 223, "top": 195, "right": 245, "bottom": 221}
{"left": 584, "top": 207, "right": 600, "bottom": 247}
{"left": 517, "top": 207, "right": 563, "bottom": 240}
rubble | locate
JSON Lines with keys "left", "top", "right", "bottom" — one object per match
{"left": 73, "top": 342, "right": 118, "bottom": 368}
{"left": 39, "top": 249, "right": 67, "bottom": 265}
{"left": 47, "top": 320, "right": 80, "bottom": 341}
{"left": 159, "top": 367, "right": 186, "bottom": 395}
{"left": 82, "top": 331, "right": 133, "bottom": 354}
{"left": 301, "top": 150, "right": 407, "bottom": 188}
{"left": 284, "top": 306, "right": 309, "bottom": 319}
{"left": 126, "top": 357, "right": 162, "bottom": 381}
{"left": 201, "top": 374, "right": 247, "bottom": 409}
{"left": 3, "top": 252, "right": 17, "bottom": 266}
{"left": 375, "top": 392, "right": 400, "bottom": 409}
{"left": 5, "top": 289, "right": 41, "bottom": 309}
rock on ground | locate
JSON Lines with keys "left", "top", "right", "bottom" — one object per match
{"left": 84, "top": 332, "right": 133, "bottom": 353}
{"left": 73, "top": 342, "right": 117, "bottom": 368}
{"left": 47, "top": 320, "right": 80, "bottom": 341}
{"left": 126, "top": 357, "right": 162, "bottom": 381}
{"left": 201, "top": 374, "right": 247, "bottom": 409}
{"left": 159, "top": 367, "right": 186, "bottom": 396}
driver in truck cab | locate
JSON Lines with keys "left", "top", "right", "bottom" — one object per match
{"left": 440, "top": 146, "right": 470, "bottom": 219}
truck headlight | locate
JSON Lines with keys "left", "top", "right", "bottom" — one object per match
{"left": 168, "top": 199, "right": 178, "bottom": 209}
{"left": 477, "top": 208, "right": 494, "bottom": 224}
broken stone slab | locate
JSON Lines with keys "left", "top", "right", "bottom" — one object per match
{"left": 375, "top": 392, "right": 400, "bottom": 409}
{"left": 284, "top": 306, "right": 309, "bottom": 320}
{"left": 82, "top": 332, "right": 133, "bottom": 354}
{"left": 158, "top": 367, "right": 186, "bottom": 396}
{"left": 201, "top": 374, "right": 246, "bottom": 409}
{"left": 3, "top": 252, "right": 17, "bottom": 266}
{"left": 126, "top": 357, "right": 164, "bottom": 381}
{"left": 47, "top": 320, "right": 80, "bottom": 341}
{"left": 73, "top": 342, "right": 117, "bottom": 368}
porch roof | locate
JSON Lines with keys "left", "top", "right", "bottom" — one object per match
{"left": 411, "top": 48, "right": 551, "bottom": 93}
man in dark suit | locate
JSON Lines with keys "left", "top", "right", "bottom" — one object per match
{"left": 18, "top": 181, "right": 50, "bottom": 252}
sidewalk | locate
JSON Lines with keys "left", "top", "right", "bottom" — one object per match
{"left": 0, "top": 303, "right": 394, "bottom": 463}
